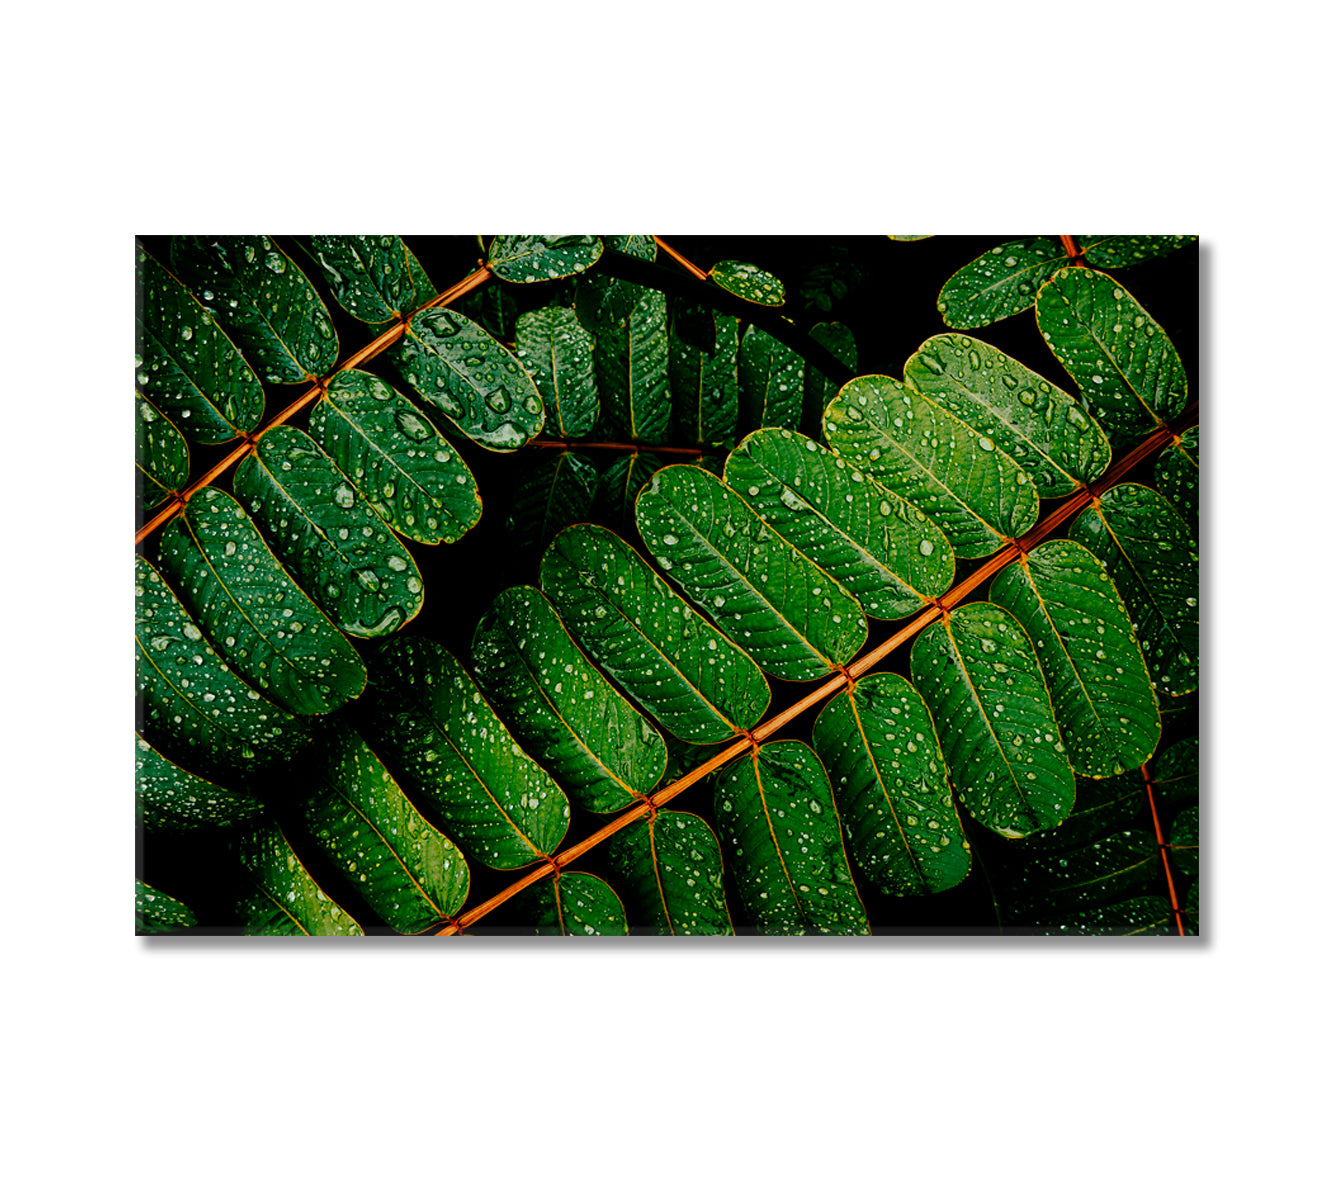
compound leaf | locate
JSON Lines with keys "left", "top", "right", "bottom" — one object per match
{"left": 669, "top": 304, "right": 739, "bottom": 447}
{"left": 136, "top": 880, "right": 197, "bottom": 934}
{"left": 594, "top": 285, "right": 670, "bottom": 442}
{"left": 802, "top": 321, "right": 856, "bottom": 432}
{"left": 738, "top": 324, "right": 804, "bottom": 433}
{"left": 135, "top": 733, "right": 263, "bottom": 834}
{"left": 519, "top": 871, "right": 628, "bottom": 936}
{"left": 505, "top": 450, "right": 598, "bottom": 554}
{"left": 1081, "top": 235, "right": 1197, "bottom": 270}
{"left": 488, "top": 235, "right": 603, "bottom": 283}
{"left": 605, "top": 811, "right": 733, "bottom": 935}
{"left": 709, "top": 260, "right": 785, "bottom": 307}
{"left": 136, "top": 393, "right": 188, "bottom": 511}
{"left": 514, "top": 306, "right": 598, "bottom": 437}
{"left": 937, "top": 237, "right": 1067, "bottom": 329}
{"left": 301, "top": 235, "right": 435, "bottom": 325}
{"left": 1155, "top": 425, "right": 1199, "bottom": 529}
{"left": 236, "top": 822, "right": 364, "bottom": 935}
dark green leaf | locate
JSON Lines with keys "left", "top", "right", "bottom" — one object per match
{"left": 904, "top": 334, "right": 1110, "bottom": 495}
{"left": 136, "top": 393, "right": 188, "bottom": 511}
{"left": 391, "top": 308, "right": 545, "bottom": 451}
{"left": 540, "top": 524, "right": 769, "bottom": 744}
{"left": 504, "top": 451, "right": 598, "bottom": 554}
{"left": 456, "top": 282, "right": 519, "bottom": 343}
{"left": 637, "top": 464, "right": 866, "bottom": 681}
{"left": 605, "top": 811, "right": 734, "bottom": 935}
{"left": 1023, "top": 770, "right": 1145, "bottom": 851}
{"left": 1081, "top": 235, "right": 1197, "bottom": 270}
{"left": 301, "top": 235, "right": 436, "bottom": 325}
{"left": 514, "top": 307, "right": 598, "bottom": 437}
{"left": 1036, "top": 268, "right": 1189, "bottom": 439}
{"left": 157, "top": 488, "right": 366, "bottom": 715}
{"left": 519, "top": 871, "right": 628, "bottom": 936}
{"left": 608, "top": 235, "right": 656, "bottom": 260}
{"left": 488, "top": 235, "right": 603, "bottom": 283}
{"left": 990, "top": 540, "right": 1160, "bottom": 777}
{"left": 724, "top": 428, "right": 953, "bottom": 621}
{"left": 593, "top": 286, "right": 670, "bottom": 442}
{"left": 305, "top": 726, "right": 469, "bottom": 932}
{"left": 1069, "top": 484, "right": 1198, "bottom": 696}
{"left": 709, "top": 261, "right": 785, "bottom": 307}
{"left": 136, "top": 733, "right": 263, "bottom": 834}
{"left": 824, "top": 375, "right": 1040, "bottom": 558}
{"left": 669, "top": 304, "right": 739, "bottom": 447}
{"left": 135, "top": 243, "right": 264, "bottom": 443}
{"left": 236, "top": 822, "right": 364, "bottom": 935}
{"left": 937, "top": 238, "right": 1067, "bottom": 329}
{"left": 738, "top": 324, "right": 803, "bottom": 433}
{"left": 235, "top": 426, "right": 423, "bottom": 639}
{"left": 812, "top": 672, "right": 969, "bottom": 897}
{"left": 1155, "top": 738, "right": 1198, "bottom": 805}
{"left": 472, "top": 586, "right": 666, "bottom": 813}
{"left": 911, "top": 602, "right": 1075, "bottom": 837}
{"left": 801, "top": 321, "right": 856, "bottom": 433}
{"left": 1005, "top": 829, "right": 1160, "bottom": 920}
{"left": 136, "top": 880, "right": 197, "bottom": 934}
{"left": 1169, "top": 807, "right": 1198, "bottom": 879}
{"left": 170, "top": 235, "right": 339, "bottom": 383}
{"left": 1155, "top": 425, "right": 1199, "bottom": 529}
{"left": 358, "top": 637, "right": 569, "bottom": 870}
{"left": 714, "top": 740, "right": 869, "bottom": 934}
{"left": 593, "top": 451, "right": 664, "bottom": 528}
{"left": 1037, "top": 894, "right": 1174, "bottom": 935}
{"left": 309, "top": 368, "right": 481, "bottom": 546}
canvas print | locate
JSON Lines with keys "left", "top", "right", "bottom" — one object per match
{"left": 134, "top": 234, "right": 1199, "bottom": 936}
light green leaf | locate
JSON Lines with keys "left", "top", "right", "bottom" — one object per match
{"left": 518, "top": 871, "right": 628, "bottom": 935}
{"left": 489, "top": 235, "right": 603, "bottom": 283}
{"left": 1069, "top": 483, "right": 1198, "bottom": 696}
{"left": 170, "top": 235, "right": 339, "bottom": 383}
{"left": 504, "top": 451, "right": 598, "bottom": 554}
{"left": 724, "top": 428, "right": 953, "bottom": 620}
{"left": 136, "top": 733, "right": 263, "bottom": 834}
{"left": 514, "top": 307, "right": 598, "bottom": 437}
{"left": 887, "top": 235, "right": 933, "bottom": 242}
{"left": 157, "top": 488, "right": 366, "bottom": 715}
{"left": 136, "top": 880, "right": 197, "bottom": 934}
{"left": 236, "top": 822, "right": 363, "bottom": 935}
{"left": 824, "top": 375, "right": 1040, "bottom": 558}
{"left": 937, "top": 237, "right": 1067, "bottom": 329}
{"left": 990, "top": 540, "right": 1160, "bottom": 777}
{"left": 801, "top": 321, "right": 856, "bottom": 433}
{"left": 1155, "top": 425, "right": 1199, "bottom": 529}
{"left": 1036, "top": 267, "right": 1188, "bottom": 439}
{"left": 709, "top": 260, "right": 785, "bottom": 307}
{"left": 637, "top": 464, "right": 866, "bottom": 681}
{"left": 669, "top": 304, "right": 739, "bottom": 447}
{"left": 911, "top": 602, "right": 1075, "bottom": 837}
{"left": 301, "top": 235, "right": 436, "bottom": 325}
{"left": 391, "top": 307, "right": 545, "bottom": 451}
{"left": 135, "top": 243, "right": 264, "bottom": 443}
{"left": 235, "top": 426, "right": 423, "bottom": 639}
{"left": 135, "top": 556, "right": 313, "bottom": 779}
{"left": 540, "top": 524, "right": 769, "bottom": 744}
{"left": 309, "top": 368, "right": 481, "bottom": 546}
{"left": 714, "top": 740, "right": 868, "bottom": 934}
{"left": 358, "top": 637, "right": 570, "bottom": 870}
{"left": 812, "top": 672, "right": 969, "bottom": 897}
{"left": 1039, "top": 894, "right": 1174, "bottom": 935}
{"left": 738, "top": 324, "right": 804, "bottom": 433}
{"left": 593, "top": 451, "right": 664, "bottom": 528}
{"left": 605, "top": 811, "right": 733, "bottom": 935}
{"left": 1005, "top": 829, "right": 1160, "bottom": 920}
{"left": 136, "top": 393, "right": 188, "bottom": 511}
{"left": 1081, "top": 235, "right": 1197, "bottom": 270}
{"left": 904, "top": 334, "right": 1110, "bottom": 495}
{"left": 472, "top": 586, "right": 666, "bottom": 814}
{"left": 594, "top": 285, "right": 670, "bottom": 442}
{"left": 305, "top": 726, "right": 469, "bottom": 933}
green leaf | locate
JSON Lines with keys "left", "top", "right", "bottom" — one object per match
{"left": 593, "top": 451, "right": 664, "bottom": 528}
{"left": 135, "top": 556, "right": 314, "bottom": 779}
{"left": 301, "top": 235, "right": 436, "bottom": 325}
{"left": 824, "top": 375, "right": 1040, "bottom": 558}
{"left": 391, "top": 307, "right": 545, "bottom": 451}
{"left": 990, "top": 540, "right": 1160, "bottom": 777}
{"left": 136, "top": 733, "right": 263, "bottom": 834}
{"left": 637, "top": 464, "right": 866, "bottom": 681}
{"left": 234, "top": 426, "right": 424, "bottom": 639}
{"left": 911, "top": 602, "right": 1075, "bottom": 837}
{"left": 937, "top": 237, "right": 1067, "bottom": 329}
{"left": 669, "top": 304, "right": 739, "bottom": 447}
{"left": 540, "top": 524, "right": 769, "bottom": 744}
{"left": 1023, "top": 770, "right": 1145, "bottom": 851}
{"left": 714, "top": 740, "right": 869, "bottom": 934}
{"left": 812, "top": 672, "right": 969, "bottom": 897}
{"left": 724, "top": 428, "right": 953, "bottom": 621}
{"left": 471, "top": 586, "right": 667, "bottom": 814}
{"left": 1169, "top": 807, "right": 1198, "bottom": 880}
{"left": 456, "top": 282, "right": 519, "bottom": 343}
{"left": 801, "top": 321, "right": 856, "bottom": 433}
{"left": 738, "top": 324, "right": 804, "bottom": 433}
{"left": 1081, "top": 235, "right": 1197, "bottom": 270}
{"left": 1069, "top": 484, "right": 1198, "bottom": 696}
{"left": 504, "top": 451, "right": 598, "bottom": 554}
{"left": 305, "top": 726, "right": 469, "bottom": 933}
{"left": 308, "top": 368, "right": 481, "bottom": 546}
{"left": 1004, "top": 829, "right": 1160, "bottom": 920}
{"left": 1036, "top": 267, "right": 1189, "bottom": 439}
{"left": 709, "top": 260, "right": 785, "bottom": 307}
{"left": 136, "top": 393, "right": 188, "bottom": 511}
{"left": 514, "top": 307, "right": 598, "bottom": 437}
{"left": 608, "top": 235, "right": 656, "bottom": 260}
{"left": 136, "top": 880, "right": 197, "bottom": 934}
{"left": 236, "top": 822, "right": 364, "bottom": 935}
{"left": 1155, "top": 425, "right": 1199, "bottom": 529}
{"left": 518, "top": 871, "right": 628, "bottom": 935}
{"left": 904, "top": 334, "right": 1110, "bottom": 496}
{"left": 488, "top": 235, "right": 603, "bottom": 283}
{"left": 170, "top": 235, "right": 339, "bottom": 383}
{"left": 1155, "top": 738, "right": 1198, "bottom": 805}
{"left": 135, "top": 243, "right": 264, "bottom": 443}
{"left": 358, "top": 636, "right": 570, "bottom": 870}
{"left": 593, "top": 285, "right": 670, "bottom": 442}
{"left": 158, "top": 488, "right": 367, "bottom": 714}
{"left": 605, "top": 811, "right": 734, "bottom": 934}
{"left": 1038, "top": 894, "right": 1174, "bottom": 936}
{"left": 887, "top": 235, "right": 933, "bottom": 242}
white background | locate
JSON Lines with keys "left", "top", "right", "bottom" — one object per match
{"left": 4, "top": 2, "right": 1328, "bottom": 1196}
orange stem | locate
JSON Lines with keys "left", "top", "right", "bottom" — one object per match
{"left": 652, "top": 236, "right": 710, "bottom": 282}
{"left": 530, "top": 439, "right": 704, "bottom": 457}
{"left": 1059, "top": 235, "right": 1087, "bottom": 268}
{"left": 1142, "top": 765, "right": 1188, "bottom": 936}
